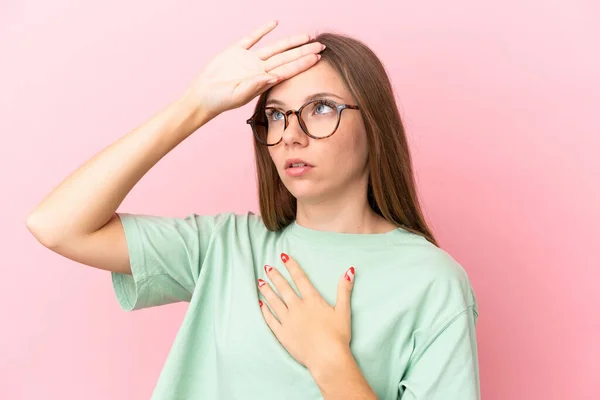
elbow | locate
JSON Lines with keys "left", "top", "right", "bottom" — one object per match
{"left": 26, "top": 212, "right": 58, "bottom": 249}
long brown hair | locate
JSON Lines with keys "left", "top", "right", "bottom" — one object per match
{"left": 252, "top": 32, "right": 439, "bottom": 247}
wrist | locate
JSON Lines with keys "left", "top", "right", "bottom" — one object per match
{"left": 308, "top": 345, "right": 378, "bottom": 399}
{"left": 307, "top": 344, "right": 354, "bottom": 382}
{"left": 176, "top": 91, "right": 217, "bottom": 129}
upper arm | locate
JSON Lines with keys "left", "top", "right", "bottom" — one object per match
{"left": 110, "top": 212, "right": 225, "bottom": 311}
{"left": 43, "top": 213, "right": 132, "bottom": 275}
{"left": 398, "top": 307, "right": 481, "bottom": 399}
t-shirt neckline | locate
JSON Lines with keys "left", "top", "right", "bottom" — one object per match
{"left": 286, "top": 220, "right": 408, "bottom": 247}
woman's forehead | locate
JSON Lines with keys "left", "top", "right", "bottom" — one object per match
{"left": 266, "top": 63, "right": 348, "bottom": 106}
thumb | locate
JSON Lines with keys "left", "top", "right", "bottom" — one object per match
{"left": 261, "top": 73, "right": 282, "bottom": 85}
{"left": 234, "top": 74, "right": 281, "bottom": 103}
{"left": 335, "top": 266, "right": 355, "bottom": 319}
{"left": 243, "top": 73, "right": 282, "bottom": 94}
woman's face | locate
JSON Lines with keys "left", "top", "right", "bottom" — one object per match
{"left": 266, "top": 61, "right": 369, "bottom": 204}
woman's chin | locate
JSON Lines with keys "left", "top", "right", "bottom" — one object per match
{"left": 282, "top": 174, "right": 336, "bottom": 202}
{"left": 286, "top": 184, "right": 321, "bottom": 203}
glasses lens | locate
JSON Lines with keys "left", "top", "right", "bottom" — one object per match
{"left": 301, "top": 100, "right": 339, "bottom": 138}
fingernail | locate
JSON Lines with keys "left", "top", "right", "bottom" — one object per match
{"left": 321, "top": 44, "right": 326, "bottom": 50}
{"left": 259, "top": 300, "right": 263, "bottom": 307}
{"left": 264, "top": 264, "right": 273, "bottom": 273}
{"left": 281, "top": 253, "right": 289, "bottom": 263}
{"left": 344, "top": 266, "right": 355, "bottom": 282}
{"left": 258, "top": 279, "right": 266, "bottom": 288}
{"left": 316, "top": 54, "right": 321, "bottom": 61}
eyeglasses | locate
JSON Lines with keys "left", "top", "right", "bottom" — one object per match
{"left": 246, "top": 98, "right": 360, "bottom": 146}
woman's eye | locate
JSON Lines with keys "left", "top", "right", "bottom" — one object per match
{"left": 267, "top": 110, "right": 284, "bottom": 121}
{"left": 314, "top": 102, "right": 334, "bottom": 115}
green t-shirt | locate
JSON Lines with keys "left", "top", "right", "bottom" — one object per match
{"left": 111, "top": 211, "right": 480, "bottom": 399}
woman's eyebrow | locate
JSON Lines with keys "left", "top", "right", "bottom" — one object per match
{"left": 265, "top": 92, "right": 345, "bottom": 107}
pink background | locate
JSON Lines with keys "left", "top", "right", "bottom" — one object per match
{"left": 2, "top": 1, "right": 598, "bottom": 399}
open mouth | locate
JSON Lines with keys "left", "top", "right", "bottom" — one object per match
{"left": 285, "top": 158, "right": 314, "bottom": 170}
{"left": 288, "top": 162, "right": 308, "bottom": 169}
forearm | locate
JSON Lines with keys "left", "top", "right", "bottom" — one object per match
{"left": 26, "top": 95, "right": 210, "bottom": 246}
{"left": 309, "top": 347, "right": 378, "bottom": 400}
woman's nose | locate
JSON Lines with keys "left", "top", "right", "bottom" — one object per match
{"left": 281, "top": 112, "right": 308, "bottom": 145}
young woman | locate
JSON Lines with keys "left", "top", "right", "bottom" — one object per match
{"left": 27, "top": 20, "right": 480, "bottom": 400}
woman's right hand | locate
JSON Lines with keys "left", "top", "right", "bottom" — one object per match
{"left": 182, "top": 20, "right": 324, "bottom": 121}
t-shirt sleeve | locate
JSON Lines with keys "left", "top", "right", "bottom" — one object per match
{"left": 398, "top": 306, "right": 480, "bottom": 399}
{"left": 111, "top": 212, "right": 223, "bottom": 312}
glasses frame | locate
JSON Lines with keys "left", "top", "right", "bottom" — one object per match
{"left": 246, "top": 98, "right": 360, "bottom": 146}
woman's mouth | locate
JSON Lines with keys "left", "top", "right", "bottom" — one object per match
{"left": 285, "top": 164, "right": 314, "bottom": 177}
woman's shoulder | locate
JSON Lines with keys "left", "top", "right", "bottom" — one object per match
{"left": 195, "top": 210, "right": 270, "bottom": 235}
{"left": 411, "top": 239, "right": 478, "bottom": 316}
{"left": 390, "top": 229, "right": 469, "bottom": 281}
{"left": 218, "top": 210, "right": 265, "bottom": 225}
{"left": 388, "top": 232, "right": 476, "bottom": 303}
{"left": 417, "top": 240, "right": 470, "bottom": 281}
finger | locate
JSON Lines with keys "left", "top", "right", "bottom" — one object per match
{"left": 260, "top": 299, "right": 283, "bottom": 335}
{"left": 255, "top": 33, "right": 312, "bottom": 61}
{"left": 267, "top": 53, "right": 321, "bottom": 82}
{"left": 258, "top": 278, "right": 288, "bottom": 320}
{"left": 335, "top": 266, "right": 355, "bottom": 320}
{"left": 237, "top": 20, "right": 278, "bottom": 50}
{"left": 279, "top": 252, "right": 318, "bottom": 298}
{"left": 263, "top": 42, "right": 325, "bottom": 72}
{"left": 264, "top": 264, "right": 300, "bottom": 307}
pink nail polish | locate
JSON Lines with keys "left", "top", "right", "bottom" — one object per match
{"left": 258, "top": 279, "right": 266, "bottom": 288}
{"left": 281, "top": 253, "right": 289, "bottom": 263}
{"left": 344, "top": 266, "right": 355, "bottom": 282}
{"left": 264, "top": 264, "right": 273, "bottom": 273}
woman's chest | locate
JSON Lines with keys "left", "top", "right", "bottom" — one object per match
{"left": 194, "top": 267, "right": 410, "bottom": 400}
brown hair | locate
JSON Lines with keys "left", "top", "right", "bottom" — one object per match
{"left": 252, "top": 32, "right": 439, "bottom": 247}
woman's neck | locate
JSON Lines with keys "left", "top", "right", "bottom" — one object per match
{"left": 295, "top": 199, "right": 394, "bottom": 234}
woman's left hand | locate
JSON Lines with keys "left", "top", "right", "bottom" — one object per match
{"left": 258, "top": 252, "right": 356, "bottom": 371}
